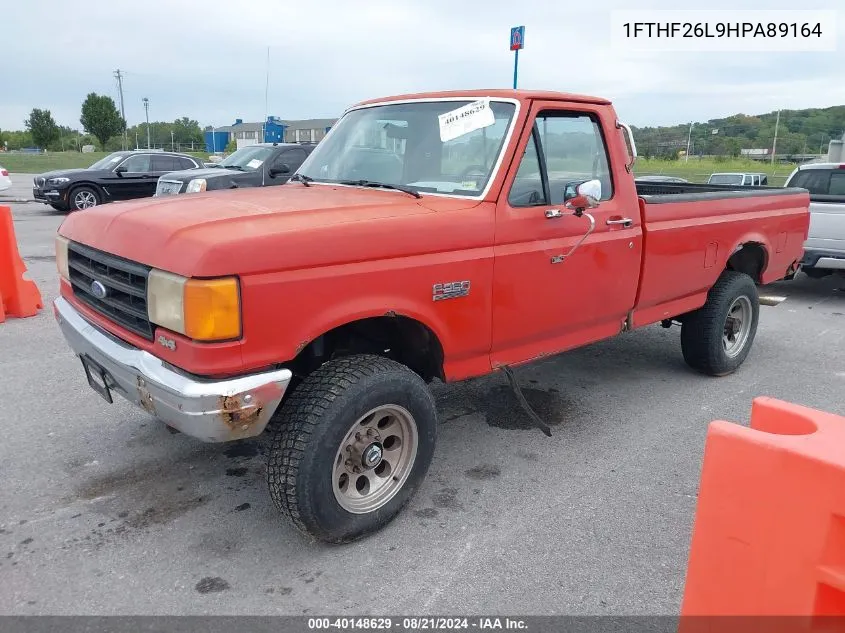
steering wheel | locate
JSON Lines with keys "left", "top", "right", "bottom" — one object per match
{"left": 460, "top": 164, "right": 488, "bottom": 179}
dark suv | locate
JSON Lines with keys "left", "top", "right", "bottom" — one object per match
{"left": 33, "top": 150, "right": 204, "bottom": 211}
{"left": 154, "top": 143, "right": 315, "bottom": 196}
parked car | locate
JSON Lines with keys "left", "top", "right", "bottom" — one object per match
{"left": 707, "top": 173, "right": 768, "bottom": 186}
{"left": 53, "top": 89, "right": 809, "bottom": 543}
{"left": 0, "top": 166, "right": 11, "bottom": 192}
{"left": 784, "top": 162, "right": 845, "bottom": 277}
{"left": 33, "top": 150, "right": 204, "bottom": 211}
{"left": 154, "top": 143, "right": 315, "bottom": 196}
{"left": 635, "top": 175, "right": 690, "bottom": 183}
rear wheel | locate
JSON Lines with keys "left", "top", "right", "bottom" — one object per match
{"left": 267, "top": 354, "right": 437, "bottom": 543}
{"left": 681, "top": 271, "right": 760, "bottom": 376}
{"left": 69, "top": 186, "right": 100, "bottom": 211}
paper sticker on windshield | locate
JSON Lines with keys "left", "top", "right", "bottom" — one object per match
{"left": 438, "top": 100, "right": 495, "bottom": 143}
{"left": 247, "top": 159, "right": 263, "bottom": 169}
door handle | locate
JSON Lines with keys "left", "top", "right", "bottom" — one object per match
{"left": 606, "top": 217, "right": 633, "bottom": 228}
{"left": 545, "top": 209, "right": 563, "bottom": 219}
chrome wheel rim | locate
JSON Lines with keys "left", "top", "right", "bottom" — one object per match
{"left": 723, "top": 296, "right": 752, "bottom": 358}
{"left": 74, "top": 191, "right": 97, "bottom": 209}
{"left": 332, "top": 404, "right": 418, "bottom": 514}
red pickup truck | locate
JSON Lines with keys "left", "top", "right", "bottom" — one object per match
{"left": 54, "top": 89, "right": 809, "bottom": 542}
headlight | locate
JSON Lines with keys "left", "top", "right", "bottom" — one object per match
{"left": 147, "top": 270, "right": 241, "bottom": 341}
{"left": 47, "top": 177, "right": 70, "bottom": 185}
{"left": 186, "top": 178, "right": 207, "bottom": 193}
{"left": 55, "top": 235, "right": 69, "bottom": 281}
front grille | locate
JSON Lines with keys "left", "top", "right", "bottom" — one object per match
{"left": 68, "top": 242, "right": 153, "bottom": 339}
{"left": 156, "top": 179, "right": 183, "bottom": 196}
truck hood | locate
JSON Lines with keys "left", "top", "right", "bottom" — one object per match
{"left": 59, "top": 184, "right": 480, "bottom": 277}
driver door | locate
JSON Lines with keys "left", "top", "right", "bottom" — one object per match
{"left": 490, "top": 101, "right": 643, "bottom": 367}
{"left": 108, "top": 153, "right": 154, "bottom": 201}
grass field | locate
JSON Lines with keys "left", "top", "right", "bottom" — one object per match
{"left": 0, "top": 151, "right": 210, "bottom": 174}
{"left": 1, "top": 151, "right": 800, "bottom": 186}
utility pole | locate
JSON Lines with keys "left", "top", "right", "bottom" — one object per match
{"left": 262, "top": 46, "right": 270, "bottom": 143}
{"left": 771, "top": 109, "right": 780, "bottom": 165}
{"left": 685, "top": 122, "right": 694, "bottom": 162}
{"left": 142, "top": 97, "right": 150, "bottom": 149}
{"left": 114, "top": 69, "right": 127, "bottom": 150}
{"left": 171, "top": 130, "right": 175, "bottom": 151}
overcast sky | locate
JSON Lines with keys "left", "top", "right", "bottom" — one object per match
{"left": 1, "top": 0, "right": 842, "bottom": 132}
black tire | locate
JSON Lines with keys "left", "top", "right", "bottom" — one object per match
{"left": 681, "top": 271, "right": 760, "bottom": 376}
{"left": 267, "top": 354, "right": 437, "bottom": 543}
{"left": 69, "top": 185, "right": 100, "bottom": 211}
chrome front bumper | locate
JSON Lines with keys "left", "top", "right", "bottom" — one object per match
{"left": 54, "top": 297, "right": 292, "bottom": 442}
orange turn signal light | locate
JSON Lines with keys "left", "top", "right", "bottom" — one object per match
{"left": 183, "top": 277, "right": 241, "bottom": 341}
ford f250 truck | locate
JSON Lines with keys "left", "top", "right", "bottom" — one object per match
{"left": 53, "top": 90, "right": 810, "bottom": 543}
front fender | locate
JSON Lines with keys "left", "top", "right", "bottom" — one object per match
{"left": 238, "top": 255, "right": 495, "bottom": 381}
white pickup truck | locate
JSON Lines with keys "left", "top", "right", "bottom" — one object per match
{"left": 784, "top": 163, "right": 845, "bottom": 278}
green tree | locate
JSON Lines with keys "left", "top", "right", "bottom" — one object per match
{"left": 25, "top": 108, "right": 59, "bottom": 149}
{"left": 80, "top": 93, "right": 125, "bottom": 149}
{"left": 3, "top": 130, "right": 33, "bottom": 150}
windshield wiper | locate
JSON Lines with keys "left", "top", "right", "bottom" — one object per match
{"left": 223, "top": 165, "right": 246, "bottom": 171}
{"left": 290, "top": 173, "right": 313, "bottom": 187}
{"left": 339, "top": 179, "right": 421, "bottom": 199}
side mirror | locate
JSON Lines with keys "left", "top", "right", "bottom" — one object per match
{"left": 269, "top": 163, "right": 290, "bottom": 177}
{"left": 563, "top": 179, "right": 602, "bottom": 216}
{"left": 115, "top": 165, "right": 127, "bottom": 176}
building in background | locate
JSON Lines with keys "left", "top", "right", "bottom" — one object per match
{"left": 205, "top": 117, "right": 337, "bottom": 153}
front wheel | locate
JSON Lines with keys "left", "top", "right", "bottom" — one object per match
{"left": 681, "top": 271, "right": 760, "bottom": 376}
{"left": 69, "top": 186, "right": 100, "bottom": 211}
{"left": 267, "top": 355, "right": 437, "bottom": 543}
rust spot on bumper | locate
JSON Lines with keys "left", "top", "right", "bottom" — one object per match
{"left": 137, "top": 377, "right": 156, "bottom": 416}
{"left": 217, "top": 382, "right": 284, "bottom": 436}
{"left": 218, "top": 394, "right": 265, "bottom": 432}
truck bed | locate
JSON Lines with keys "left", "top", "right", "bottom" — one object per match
{"left": 635, "top": 181, "right": 806, "bottom": 200}
{"left": 630, "top": 183, "right": 810, "bottom": 328}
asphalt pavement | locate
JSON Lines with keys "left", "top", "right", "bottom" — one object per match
{"left": 1, "top": 174, "right": 844, "bottom": 615}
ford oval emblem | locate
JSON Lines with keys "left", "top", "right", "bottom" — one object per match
{"left": 90, "top": 280, "right": 108, "bottom": 300}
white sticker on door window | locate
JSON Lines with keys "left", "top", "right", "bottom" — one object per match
{"left": 438, "top": 100, "right": 495, "bottom": 143}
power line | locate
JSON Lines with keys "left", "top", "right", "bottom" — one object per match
{"left": 114, "top": 69, "right": 127, "bottom": 150}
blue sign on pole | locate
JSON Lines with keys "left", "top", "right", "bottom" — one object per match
{"left": 510, "top": 26, "right": 524, "bottom": 89}
{"left": 510, "top": 26, "right": 525, "bottom": 51}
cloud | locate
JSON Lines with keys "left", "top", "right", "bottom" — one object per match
{"left": 1, "top": 0, "right": 842, "bottom": 130}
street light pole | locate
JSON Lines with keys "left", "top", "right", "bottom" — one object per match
{"left": 685, "top": 122, "right": 694, "bottom": 162}
{"left": 171, "top": 130, "right": 175, "bottom": 152}
{"left": 771, "top": 109, "right": 780, "bottom": 165}
{"left": 142, "top": 97, "right": 151, "bottom": 149}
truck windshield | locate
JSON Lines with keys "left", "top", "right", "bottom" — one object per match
{"left": 709, "top": 174, "right": 744, "bottom": 185}
{"left": 295, "top": 99, "right": 517, "bottom": 197}
{"left": 219, "top": 146, "right": 275, "bottom": 171}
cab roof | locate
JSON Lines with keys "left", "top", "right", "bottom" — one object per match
{"left": 352, "top": 89, "right": 611, "bottom": 109}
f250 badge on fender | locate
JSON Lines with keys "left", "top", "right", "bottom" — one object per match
{"left": 432, "top": 280, "right": 470, "bottom": 301}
